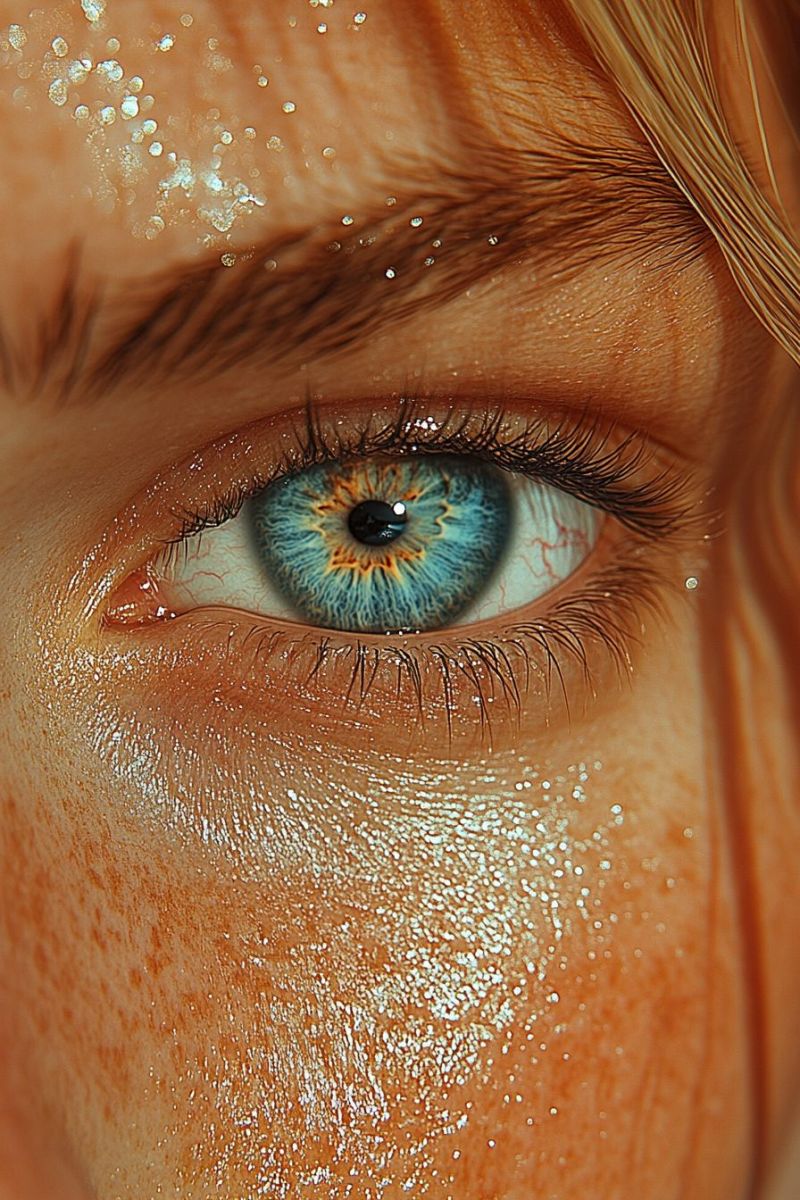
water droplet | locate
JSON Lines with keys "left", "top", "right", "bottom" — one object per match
{"left": 81, "top": 0, "right": 107, "bottom": 24}
{"left": 48, "top": 79, "right": 68, "bottom": 106}
{"left": 282, "top": 101, "right": 296, "bottom": 114}
{"left": 8, "top": 24, "right": 27, "bottom": 50}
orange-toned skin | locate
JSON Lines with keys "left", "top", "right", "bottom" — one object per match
{"left": 0, "top": 3, "right": 798, "bottom": 1199}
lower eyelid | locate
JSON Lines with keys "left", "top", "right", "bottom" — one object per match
{"left": 100, "top": 532, "right": 674, "bottom": 753}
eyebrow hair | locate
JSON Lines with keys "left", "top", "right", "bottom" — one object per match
{"left": 9, "top": 135, "right": 708, "bottom": 408}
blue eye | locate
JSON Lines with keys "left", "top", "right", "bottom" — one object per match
{"left": 246, "top": 456, "right": 512, "bottom": 633}
{"left": 153, "top": 449, "right": 601, "bottom": 632}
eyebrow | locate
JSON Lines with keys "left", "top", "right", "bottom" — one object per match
{"left": 10, "top": 135, "right": 708, "bottom": 408}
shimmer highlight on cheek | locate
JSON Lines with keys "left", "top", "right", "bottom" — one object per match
{"left": 84, "top": 679, "right": 625, "bottom": 1194}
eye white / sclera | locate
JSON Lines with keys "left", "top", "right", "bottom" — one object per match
{"left": 153, "top": 471, "right": 600, "bottom": 631}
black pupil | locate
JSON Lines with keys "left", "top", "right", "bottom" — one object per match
{"left": 348, "top": 498, "right": 409, "bottom": 546}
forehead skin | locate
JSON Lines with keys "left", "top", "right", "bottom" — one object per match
{"left": 0, "top": 3, "right": 798, "bottom": 1200}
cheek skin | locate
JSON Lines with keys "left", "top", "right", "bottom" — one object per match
{"left": 0, "top": 612, "right": 753, "bottom": 1200}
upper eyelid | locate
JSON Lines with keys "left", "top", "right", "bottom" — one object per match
{"left": 165, "top": 398, "right": 698, "bottom": 551}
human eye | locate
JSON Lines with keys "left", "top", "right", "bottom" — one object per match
{"left": 101, "top": 396, "right": 691, "bottom": 744}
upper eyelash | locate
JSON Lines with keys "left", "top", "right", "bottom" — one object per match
{"left": 167, "top": 396, "right": 695, "bottom": 548}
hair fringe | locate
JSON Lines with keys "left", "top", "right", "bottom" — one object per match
{"left": 564, "top": 0, "right": 800, "bottom": 366}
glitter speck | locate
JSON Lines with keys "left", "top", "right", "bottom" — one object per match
{"left": 48, "top": 79, "right": 68, "bottom": 107}
{"left": 244, "top": 126, "right": 256, "bottom": 139}
{"left": 149, "top": 141, "right": 163, "bottom": 156}
{"left": 410, "top": 215, "right": 423, "bottom": 227}
{"left": 8, "top": 24, "right": 27, "bottom": 50}
{"left": 120, "top": 95, "right": 139, "bottom": 119}
{"left": 685, "top": 576, "right": 699, "bottom": 590}
{"left": 180, "top": 13, "right": 194, "bottom": 27}
{"left": 74, "top": 104, "right": 90, "bottom": 120}
{"left": 385, "top": 195, "right": 397, "bottom": 207}
{"left": 128, "top": 76, "right": 144, "bottom": 94}
{"left": 144, "top": 215, "right": 165, "bottom": 240}
{"left": 221, "top": 252, "right": 236, "bottom": 267}
{"left": 385, "top": 267, "right": 396, "bottom": 279}
{"left": 282, "top": 101, "right": 296, "bottom": 114}
{"left": 322, "top": 145, "right": 336, "bottom": 158}
{"left": 52, "top": 36, "right": 69, "bottom": 57}
{"left": 142, "top": 118, "right": 157, "bottom": 134}
{"left": 257, "top": 75, "right": 269, "bottom": 88}
{"left": 67, "top": 60, "right": 91, "bottom": 84}
{"left": 81, "top": 0, "right": 107, "bottom": 24}
{"left": 99, "top": 104, "right": 116, "bottom": 125}
{"left": 317, "top": 22, "right": 328, "bottom": 32}
{"left": 157, "top": 34, "right": 175, "bottom": 52}
{"left": 220, "top": 130, "right": 233, "bottom": 144}
{"left": 97, "top": 59, "right": 123, "bottom": 83}
{"left": 488, "top": 234, "right": 499, "bottom": 245}
{"left": 354, "top": 11, "right": 367, "bottom": 23}
{"left": 266, "top": 135, "right": 283, "bottom": 151}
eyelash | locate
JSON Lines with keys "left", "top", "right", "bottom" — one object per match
{"left": 110, "top": 397, "right": 697, "bottom": 740}
{"left": 168, "top": 398, "right": 689, "bottom": 546}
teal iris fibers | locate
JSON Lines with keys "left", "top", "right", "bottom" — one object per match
{"left": 247, "top": 455, "right": 512, "bottom": 633}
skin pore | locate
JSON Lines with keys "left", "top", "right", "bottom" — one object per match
{"left": 0, "top": 1, "right": 798, "bottom": 1198}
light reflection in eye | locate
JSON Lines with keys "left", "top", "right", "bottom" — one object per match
{"left": 154, "top": 453, "right": 600, "bottom": 632}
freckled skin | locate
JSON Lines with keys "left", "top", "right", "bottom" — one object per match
{"left": 0, "top": 2, "right": 799, "bottom": 1199}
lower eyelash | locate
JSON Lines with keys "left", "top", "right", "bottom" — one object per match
{"left": 166, "top": 548, "right": 673, "bottom": 745}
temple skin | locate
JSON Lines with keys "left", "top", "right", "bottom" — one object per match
{"left": 0, "top": 2, "right": 798, "bottom": 1199}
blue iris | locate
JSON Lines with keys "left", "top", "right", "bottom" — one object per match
{"left": 247, "top": 455, "right": 512, "bottom": 632}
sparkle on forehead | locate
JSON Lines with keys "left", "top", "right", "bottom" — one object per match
{"left": 81, "top": 0, "right": 107, "bottom": 23}
{"left": 3, "top": 5, "right": 278, "bottom": 244}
